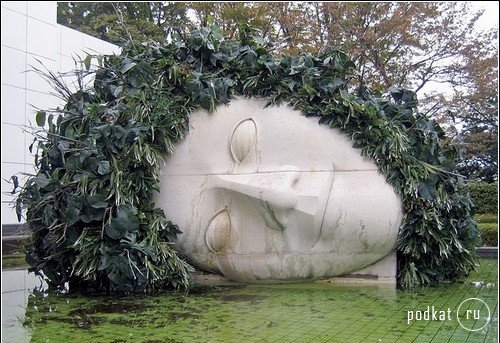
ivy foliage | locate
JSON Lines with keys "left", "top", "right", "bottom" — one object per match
{"left": 16, "top": 26, "right": 479, "bottom": 292}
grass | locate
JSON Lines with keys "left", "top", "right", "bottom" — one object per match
{"left": 20, "top": 259, "right": 498, "bottom": 343}
{"left": 2, "top": 253, "right": 28, "bottom": 269}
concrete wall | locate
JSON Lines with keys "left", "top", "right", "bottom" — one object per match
{"left": 1, "top": 2, "right": 119, "bottom": 226}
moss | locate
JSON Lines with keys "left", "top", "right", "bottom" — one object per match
{"left": 22, "top": 259, "right": 497, "bottom": 343}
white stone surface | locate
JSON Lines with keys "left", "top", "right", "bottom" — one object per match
{"left": 1, "top": 47, "right": 27, "bottom": 89}
{"left": 352, "top": 252, "right": 397, "bottom": 282}
{"left": 26, "top": 17, "right": 58, "bottom": 59}
{"left": 1, "top": 7, "right": 27, "bottom": 49}
{"left": 1, "top": 124, "right": 26, "bottom": 164}
{"left": 1, "top": 163, "right": 23, "bottom": 202}
{"left": 60, "top": 27, "right": 85, "bottom": 58}
{"left": 2, "top": 201, "right": 18, "bottom": 224}
{"left": 27, "top": 1, "right": 56, "bottom": 24}
{"left": 26, "top": 54, "right": 57, "bottom": 92}
{"left": 156, "top": 97, "right": 403, "bottom": 283}
{"left": 25, "top": 90, "right": 59, "bottom": 123}
{"left": 1, "top": 85, "right": 26, "bottom": 125}
{"left": 1, "top": 1, "right": 28, "bottom": 14}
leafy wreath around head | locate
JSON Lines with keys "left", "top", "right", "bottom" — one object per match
{"left": 15, "top": 26, "right": 479, "bottom": 294}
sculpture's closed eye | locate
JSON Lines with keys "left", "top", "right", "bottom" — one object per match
{"left": 205, "top": 208, "right": 232, "bottom": 253}
{"left": 230, "top": 118, "right": 257, "bottom": 163}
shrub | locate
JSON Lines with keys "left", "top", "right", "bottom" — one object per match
{"left": 475, "top": 213, "right": 498, "bottom": 224}
{"left": 478, "top": 223, "right": 498, "bottom": 246}
{"left": 15, "top": 26, "right": 479, "bottom": 292}
{"left": 464, "top": 182, "right": 498, "bottom": 214}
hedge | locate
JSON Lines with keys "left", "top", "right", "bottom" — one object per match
{"left": 464, "top": 182, "right": 498, "bottom": 214}
{"left": 478, "top": 223, "right": 498, "bottom": 246}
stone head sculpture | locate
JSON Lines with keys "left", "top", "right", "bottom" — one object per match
{"left": 155, "top": 97, "right": 402, "bottom": 283}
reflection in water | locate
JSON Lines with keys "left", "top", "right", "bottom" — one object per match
{"left": 2, "top": 269, "right": 43, "bottom": 343}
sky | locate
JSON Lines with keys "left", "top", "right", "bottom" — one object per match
{"left": 470, "top": 1, "right": 499, "bottom": 31}
{"left": 419, "top": 2, "right": 498, "bottom": 98}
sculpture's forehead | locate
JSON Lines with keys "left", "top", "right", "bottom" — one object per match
{"left": 161, "top": 97, "right": 377, "bottom": 174}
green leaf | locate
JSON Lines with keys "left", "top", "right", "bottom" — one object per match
{"left": 36, "top": 111, "right": 46, "bottom": 127}
{"left": 58, "top": 140, "right": 71, "bottom": 152}
{"left": 339, "top": 89, "right": 350, "bottom": 101}
{"left": 121, "top": 61, "right": 137, "bottom": 74}
{"left": 206, "top": 14, "right": 215, "bottom": 26}
{"left": 65, "top": 155, "right": 80, "bottom": 170}
{"left": 105, "top": 204, "right": 140, "bottom": 239}
{"left": 98, "top": 255, "right": 109, "bottom": 271}
{"left": 29, "top": 138, "right": 36, "bottom": 153}
{"left": 11, "top": 175, "right": 19, "bottom": 194}
{"left": 34, "top": 174, "right": 50, "bottom": 188}
{"left": 105, "top": 223, "right": 122, "bottom": 240}
{"left": 81, "top": 211, "right": 104, "bottom": 223}
{"left": 63, "top": 206, "right": 80, "bottom": 224}
{"left": 15, "top": 198, "right": 22, "bottom": 222}
{"left": 113, "top": 86, "right": 123, "bottom": 98}
{"left": 418, "top": 174, "right": 438, "bottom": 201}
{"left": 97, "top": 161, "right": 110, "bottom": 175}
{"left": 87, "top": 194, "right": 108, "bottom": 209}
{"left": 83, "top": 54, "right": 92, "bottom": 71}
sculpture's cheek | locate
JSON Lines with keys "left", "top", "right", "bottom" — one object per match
{"left": 317, "top": 170, "right": 402, "bottom": 256}
{"left": 157, "top": 169, "right": 401, "bottom": 282}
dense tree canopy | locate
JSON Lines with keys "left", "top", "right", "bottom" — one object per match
{"left": 445, "top": 38, "right": 498, "bottom": 182}
{"left": 58, "top": 2, "right": 188, "bottom": 43}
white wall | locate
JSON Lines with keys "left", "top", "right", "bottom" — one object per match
{"left": 1, "top": 2, "right": 119, "bottom": 225}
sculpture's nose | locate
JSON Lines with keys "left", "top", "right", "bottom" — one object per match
{"left": 207, "top": 171, "right": 300, "bottom": 212}
{"left": 204, "top": 163, "right": 332, "bottom": 253}
{"left": 207, "top": 166, "right": 322, "bottom": 228}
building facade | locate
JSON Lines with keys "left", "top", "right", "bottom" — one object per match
{"left": 1, "top": 2, "right": 119, "bottom": 228}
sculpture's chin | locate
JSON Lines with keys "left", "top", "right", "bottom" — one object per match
{"left": 185, "top": 251, "right": 394, "bottom": 283}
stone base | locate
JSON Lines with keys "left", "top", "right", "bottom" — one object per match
{"left": 189, "top": 270, "right": 242, "bottom": 286}
{"left": 190, "top": 252, "right": 397, "bottom": 287}
{"left": 476, "top": 247, "right": 498, "bottom": 259}
{"left": 321, "top": 252, "right": 397, "bottom": 286}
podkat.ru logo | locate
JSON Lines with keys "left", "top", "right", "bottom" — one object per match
{"left": 407, "top": 298, "right": 491, "bottom": 332}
